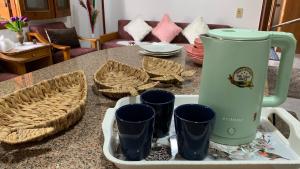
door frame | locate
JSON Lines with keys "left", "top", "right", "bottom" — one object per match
{"left": 259, "top": 0, "right": 277, "bottom": 31}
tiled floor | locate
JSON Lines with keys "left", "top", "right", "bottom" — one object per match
{"left": 269, "top": 54, "right": 300, "bottom": 119}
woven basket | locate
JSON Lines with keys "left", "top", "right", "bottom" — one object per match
{"left": 142, "top": 57, "right": 196, "bottom": 83}
{"left": 94, "top": 60, "right": 159, "bottom": 99}
{"left": 0, "top": 71, "right": 87, "bottom": 144}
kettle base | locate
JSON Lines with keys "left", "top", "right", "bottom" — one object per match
{"left": 211, "top": 134, "right": 256, "bottom": 146}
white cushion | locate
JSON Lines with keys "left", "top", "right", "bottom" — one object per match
{"left": 124, "top": 18, "right": 152, "bottom": 42}
{"left": 182, "top": 17, "right": 209, "bottom": 44}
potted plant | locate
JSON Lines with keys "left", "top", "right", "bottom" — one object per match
{"left": 79, "top": 0, "right": 99, "bottom": 37}
{"left": 2, "top": 16, "right": 28, "bottom": 45}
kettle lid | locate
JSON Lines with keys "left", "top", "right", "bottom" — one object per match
{"left": 207, "top": 28, "right": 270, "bottom": 41}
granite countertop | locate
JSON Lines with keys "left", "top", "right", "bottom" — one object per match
{"left": 0, "top": 46, "right": 201, "bottom": 169}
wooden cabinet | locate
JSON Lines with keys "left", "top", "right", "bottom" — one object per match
{"left": 54, "top": 0, "right": 70, "bottom": 18}
{"left": 14, "top": 0, "right": 55, "bottom": 19}
{"left": 0, "top": 0, "right": 70, "bottom": 20}
{"left": 278, "top": 0, "right": 300, "bottom": 53}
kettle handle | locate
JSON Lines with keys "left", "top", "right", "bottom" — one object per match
{"left": 262, "top": 32, "right": 296, "bottom": 107}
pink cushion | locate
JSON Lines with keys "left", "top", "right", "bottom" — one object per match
{"left": 152, "top": 15, "right": 183, "bottom": 42}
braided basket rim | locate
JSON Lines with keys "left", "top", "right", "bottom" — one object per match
{"left": 93, "top": 60, "right": 160, "bottom": 99}
{"left": 142, "top": 57, "right": 184, "bottom": 77}
{"left": 93, "top": 60, "right": 150, "bottom": 88}
{"left": 0, "top": 70, "right": 87, "bottom": 144}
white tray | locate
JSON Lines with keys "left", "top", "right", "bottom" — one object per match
{"left": 102, "top": 95, "right": 300, "bottom": 169}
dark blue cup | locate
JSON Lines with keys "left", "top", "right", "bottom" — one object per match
{"left": 140, "top": 90, "right": 175, "bottom": 138}
{"left": 174, "top": 104, "right": 216, "bottom": 160}
{"left": 116, "top": 104, "right": 155, "bottom": 161}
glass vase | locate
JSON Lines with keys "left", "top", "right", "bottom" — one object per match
{"left": 16, "top": 31, "right": 24, "bottom": 45}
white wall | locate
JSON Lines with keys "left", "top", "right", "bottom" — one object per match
{"left": 105, "top": 0, "right": 263, "bottom": 32}
{"left": 105, "top": 0, "right": 124, "bottom": 33}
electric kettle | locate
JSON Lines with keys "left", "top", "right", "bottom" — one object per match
{"left": 199, "top": 29, "right": 296, "bottom": 145}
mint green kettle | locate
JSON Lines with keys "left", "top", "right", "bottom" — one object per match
{"left": 199, "top": 29, "right": 296, "bottom": 145}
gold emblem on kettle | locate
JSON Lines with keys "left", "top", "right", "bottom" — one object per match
{"left": 228, "top": 67, "right": 254, "bottom": 88}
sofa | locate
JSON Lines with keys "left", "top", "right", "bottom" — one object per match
{"left": 100, "top": 20, "right": 231, "bottom": 49}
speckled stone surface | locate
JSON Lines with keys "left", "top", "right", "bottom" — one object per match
{"left": 0, "top": 46, "right": 202, "bottom": 169}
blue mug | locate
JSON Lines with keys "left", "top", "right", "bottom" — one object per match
{"left": 174, "top": 104, "right": 216, "bottom": 160}
{"left": 116, "top": 104, "right": 155, "bottom": 161}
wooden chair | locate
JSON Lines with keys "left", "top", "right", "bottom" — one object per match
{"left": 27, "top": 22, "right": 99, "bottom": 63}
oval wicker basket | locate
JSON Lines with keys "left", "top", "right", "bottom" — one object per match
{"left": 94, "top": 60, "right": 159, "bottom": 99}
{"left": 142, "top": 57, "right": 196, "bottom": 84}
{"left": 0, "top": 71, "right": 87, "bottom": 144}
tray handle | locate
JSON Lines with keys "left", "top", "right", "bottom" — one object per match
{"left": 261, "top": 107, "right": 300, "bottom": 156}
{"left": 102, "top": 108, "right": 116, "bottom": 141}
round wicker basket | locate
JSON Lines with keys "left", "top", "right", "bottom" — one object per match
{"left": 0, "top": 71, "right": 87, "bottom": 144}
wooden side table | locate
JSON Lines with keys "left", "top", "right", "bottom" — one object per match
{"left": 0, "top": 42, "right": 52, "bottom": 75}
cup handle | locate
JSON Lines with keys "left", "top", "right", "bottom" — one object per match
{"left": 262, "top": 32, "right": 296, "bottom": 107}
